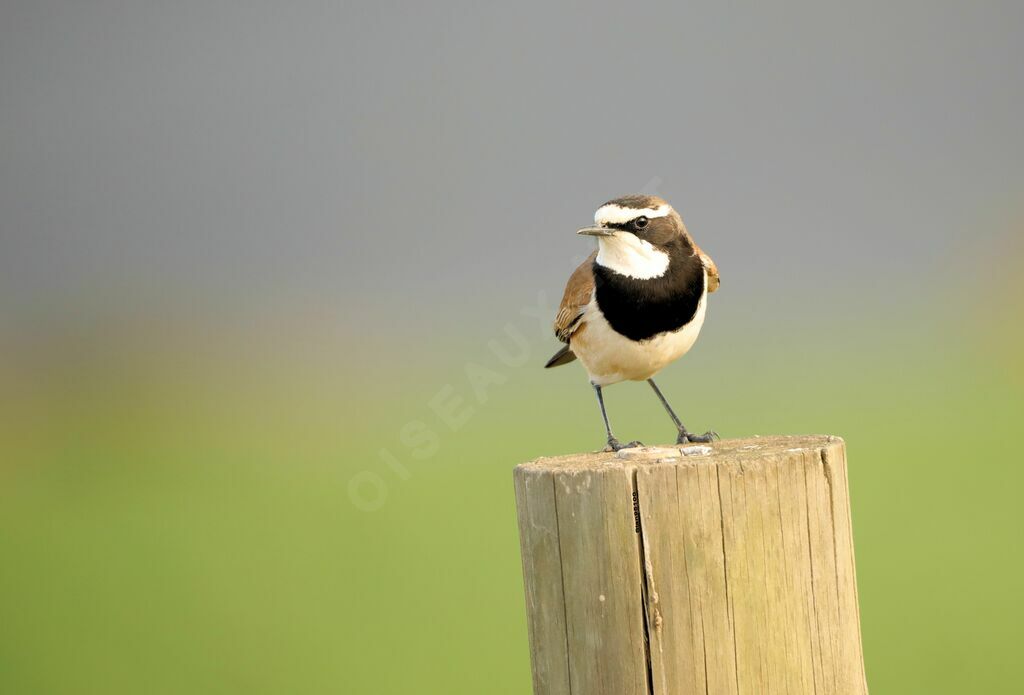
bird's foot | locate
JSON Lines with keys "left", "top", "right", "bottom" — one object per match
{"left": 676, "top": 430, "right": 719, "bottom": 445}
{"left": 604, "top": 437, "right": 644, "bottom": 452}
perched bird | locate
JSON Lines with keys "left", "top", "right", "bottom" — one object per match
{"left": 545, "top": 195, "right": 720, "bottom": 451}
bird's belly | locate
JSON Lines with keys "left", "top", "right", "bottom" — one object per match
{"left": 572, "top": 290, "right": 707, "bottom": 386}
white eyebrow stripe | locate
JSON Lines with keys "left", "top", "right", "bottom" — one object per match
{"left": 594, "top": 204, "right": 670, "bottom": 226}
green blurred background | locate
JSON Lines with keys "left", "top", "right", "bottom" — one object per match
{"left": 2, "top": 2, "right": 1023, "bottom": 693}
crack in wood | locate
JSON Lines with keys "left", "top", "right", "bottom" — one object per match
{"left": 715, "top": 466, "right": 741, "bottom": 693}
{"left": 549, "top": 473, "right": 574, "bottom": 695}
{"left": 632, "top": 468, "right": 657, "bottom": 695}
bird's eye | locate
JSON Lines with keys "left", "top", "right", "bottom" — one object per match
{"left": 633, "top": 216, "right": 649, "bottom": 230}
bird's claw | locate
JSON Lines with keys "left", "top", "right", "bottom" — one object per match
{"left": 677, "top": 430, "right": 719, "bottom": 445}
{"left": 604, "top": 438, "right": 644, "bottom": 452}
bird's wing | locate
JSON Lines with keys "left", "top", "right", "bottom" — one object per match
{"left": 554, "top": 252, "right": 596, "bottom": 343}
{"left": 695, "top": 246, "right": 720, "bottom": 293}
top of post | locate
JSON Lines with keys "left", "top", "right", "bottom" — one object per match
{"left": 518, "top": 434, "right": 844, "bottom": 474}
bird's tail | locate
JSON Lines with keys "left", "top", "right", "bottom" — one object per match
{"left": 544, "top": 345, "right": 577, "bottom": 368}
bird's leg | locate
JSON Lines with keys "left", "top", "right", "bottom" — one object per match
{"left": 647, "top": 378, "right": 718, "bottom": 445}
{"left": 593, "top": 384, "right": 642, "bottom": 452}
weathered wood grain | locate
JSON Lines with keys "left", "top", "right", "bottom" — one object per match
{"left": 514, "top": 435, "right": 868, "bottom": 695}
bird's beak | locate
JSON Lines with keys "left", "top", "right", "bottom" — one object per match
{"left": 577, "top": 226, "right": 615, "bottom": 237}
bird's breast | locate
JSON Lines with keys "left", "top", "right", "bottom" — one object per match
{"left": 592, "top": 251, "right": 707, "bottom": 341}
{"left": 571, "top": 285, "right": 707, "bottom": 385}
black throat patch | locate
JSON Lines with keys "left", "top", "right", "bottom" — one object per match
{"left": 592, "top": 241, "right": 706, "bottom": 341}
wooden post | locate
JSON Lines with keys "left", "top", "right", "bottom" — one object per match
{"left": 514, "top": 435, "right": 867, "bottom": 695}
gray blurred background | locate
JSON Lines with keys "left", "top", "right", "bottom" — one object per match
{"left": 2, "top": 2, "right": 1023, "bottom": 694}
{"left": 3, "top": 1, "right": 1021, "bottom": 328}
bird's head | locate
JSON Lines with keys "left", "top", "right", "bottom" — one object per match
{"left": 577, "top": 195, "right": 692, "bottom": 279}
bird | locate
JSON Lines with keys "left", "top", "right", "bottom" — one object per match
{"left": 545, "top": 194, "right": 720, "bottom": 452}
